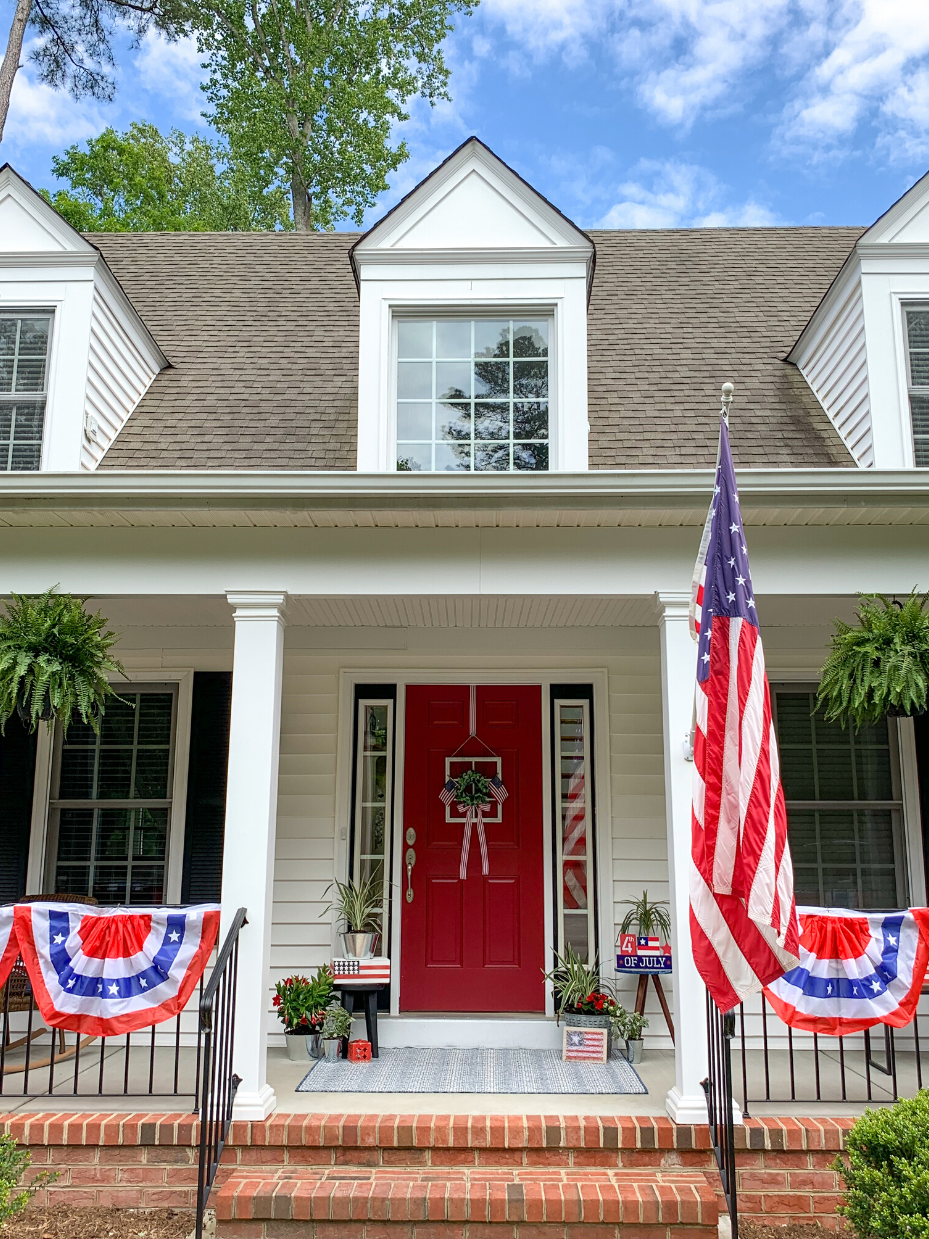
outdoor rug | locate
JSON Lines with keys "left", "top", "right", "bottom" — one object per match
{"left": 296, "top": 1047, "right": 646, "bottom": 1094}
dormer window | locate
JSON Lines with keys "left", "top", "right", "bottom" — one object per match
{"left": 0, "top": 312, "right": 52, "bottom": 471}
{"left": 905, "top": 307, "right": 929, "bottom": 466}
{"left": 396, "top": 316, "right": 550, "bottom": 472}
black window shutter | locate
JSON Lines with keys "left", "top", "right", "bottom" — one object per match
{"left": 181, "top": 672, "right": 232, "bottom": 904}
{"left": 914, "top": 714, "right": 929, "bottom": 899}
{"left": 0, "top": 715, "right": 37, "bottom": 902}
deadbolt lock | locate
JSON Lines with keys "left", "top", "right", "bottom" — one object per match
{"left": 405, "top": 827, "right": 416, "bottom": 845}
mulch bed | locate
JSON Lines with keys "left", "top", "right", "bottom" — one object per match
{"left": 741, "top": 1223, "right": 846, "bottom": 1239}
{"left": 0, "top": 1206, "right": 197, "bottom": 1239}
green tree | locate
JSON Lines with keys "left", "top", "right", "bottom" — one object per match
{"left": 41, "top": 122, "right": 293, "bottom": 231}
{"left": 0, "top": 0, "right": 184, "bottom": 144}
{"left": 192, "top": 0, "right": 477, "bottom": 231}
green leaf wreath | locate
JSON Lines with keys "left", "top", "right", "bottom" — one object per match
{"left": 0, "top": 588, "right": 127, "bottom": 734}
{"left": 452, "top": 769, "right": 492, "bottom": 806}
{"left": 816, "top": 591, "right": 929, "bottom": 729}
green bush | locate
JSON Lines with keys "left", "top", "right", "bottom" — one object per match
{"left": 0, "top": 1134, "right": 55, "bottom": 1224}
{"left": 837, "top": 1091, "right": 929, "bottom": 1239}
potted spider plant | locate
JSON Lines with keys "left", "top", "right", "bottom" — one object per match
{"left": 0, "top": 588, "right": 126, "bottom": 734}
{"left": 618, "top": 890, "right": 672, "bottom": 943}
{"left": 320, "top": 997, "right": 353, "bottom": 1061}
{"left": 542, "top": 944, "right": 620, "bottom": 1044}
{"left": 817, "top": 591, "right": 929, "bottom": 727}
{"left": 322, "top": 873, "right": 385, "bottom": 958}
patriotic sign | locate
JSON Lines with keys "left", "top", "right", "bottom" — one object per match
{"left": 690, "top": 409, "right": 800, "bottom": 1011}
{"left": 0, "top": 905, "right": 17, "bottom": 989}
{"left": 562, "top": 1026, "right": 609, "bottom": 1062}
{"left": 764, "top": 907, "right": 929, "bottom": 1035}
{"left": 440, "top": 773, "right": 507, "bottom": 878}
{"left": 617, "top": 934, "right": 672, "bottom": 973}
{"left": 13, "top": 903, "right": 220, "bottom": 1036}
{"left": 331, "top": 957, "right": 391, "bottom": 985}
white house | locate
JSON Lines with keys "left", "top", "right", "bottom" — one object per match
{"left": 2, "top": 139, "right": 929, "bottom": 1136}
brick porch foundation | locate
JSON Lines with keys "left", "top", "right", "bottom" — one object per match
{"left": 0, "top": 1113, "right": 854, "bottom": 1232}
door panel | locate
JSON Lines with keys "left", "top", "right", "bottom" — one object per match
{"left": 400, "top": 684, "right": 545, "bottom": 1012}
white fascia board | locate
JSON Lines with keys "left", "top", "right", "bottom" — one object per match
{"left": 1, "top": 467, "right": 929, "bottom": 509}
{"left": 788, "top": 248, "right": 862, "bottom": 365}
{"left": 859, "top": 168, "right": 929, "bottom": 245}
{"left": 356, "top": 247, "right": 592, "bottom": 270}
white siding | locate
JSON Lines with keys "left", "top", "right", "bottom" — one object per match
{"left": 796, "top": 278, "right": 874, "bottom": 467}
{"left": 81, "top": 285, "right": 160, "bottom": 469}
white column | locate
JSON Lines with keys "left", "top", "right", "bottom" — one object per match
{"left": 221, "top": 592, "right": 287, "bottom": 1120}
{"left": 655, "top": 592, "right": 709, "bottom": 1123}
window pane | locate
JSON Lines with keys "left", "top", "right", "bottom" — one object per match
{"left": 474, "top": 443, "right": 510, "bottom": 471}
{"left": 397, "top": 321, "right": 432, "bottom": 358}
{"left": 434, "top": 441, "right": 471, "bottom": 471}
{"left": 435, "top": 320, "right": 470, "bottom": 358}
{"left": 57, "top": 809, "right": 94, "bottom": 861}
{"left": 474, "top": 320, "right": 510, "bottom": 358}
{"left": 59, "top": 746, "right": 97, "bottom": 799}
{"left": 54, "top": 864, "right": 91, "bottom": 897}
{"left": 513, "top": 402, "right": 548, "bottom": 439}
{"left": 474, "top": 403, "right": 509, "bottom": 440}
{"left": 907, "top": 309, "right": 929, "bottom": 350}
{"left": 134, "top": 748, "right": 170, "bottom": 798}
{"left": 93, "top": 867, "right": 129, "bottom": 904}
{"left": 514, "top": 443, "right": 549, "bottom": 471}
{"left": 97, "top": 748, "right": 133, "bottom": 798}
{"left": 397, "top": 362, "right": 432, "bottom": 399}
{"left": 557, "top": 703, "right": 592, "bottom": 963}
{"left": 137, "top": 694, "right": 172, "bottom": 744}
{"left": 513, "top": 321, "right": 548, "bottom": 357}
{"left": 129, "top": 866, "right": 165, "bottom": 904}
{"left": 398, "top": 402, "right": 433, "bottom": 440}
{"left": 134, "top": 808, "right": 167, "bottom": 860}
{"left": 513, "top": 360, "right": 548, "bottom": 399}
{"left": 397, "top": 443, "right": 431, "bottom": 471}
{"left": 436, "top": 361, "right": 470, "bottom": 399}
{"left": 436, "top": 402, "right": 470, "bottom": 442}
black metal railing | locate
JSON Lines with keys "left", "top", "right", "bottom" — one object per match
{"left": 702, "top": 994, "right": 738, "bottom": 1239}
{"left": 0, "top": 958, "right": 206, "bottom": 1101}
{"left": 735, "top": 991, "right": 928, "bottom": 1115}
{"left": 195, "top": 907, "right": 245, "bottom": 1239}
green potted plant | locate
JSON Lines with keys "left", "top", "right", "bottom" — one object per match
{"left": 617, "top": 1009, "right": 649, "bottom": 1064}
{"left": 322, "top": 873, "right": 384, "bottom": 958}
{"left": 542, "top": 944, "right": 619, "bottom": 1046}
{"left": 618, "top": 890, "right": 672, "bottom": 942}
{"left": 273, "top": 967, "right": 334, "bottom": 1061}
{"left": 817, "top": 591, "right": 929, "bottom": 727}
{"left": 320, "top": 997, "right": 353, "bottom": 1061}
{"left": 0, "top": 588, "right": 126, "bottom": 734}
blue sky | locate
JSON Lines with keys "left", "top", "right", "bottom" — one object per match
{"left": 2, "top": 0, "right": 929, "bottom": 231}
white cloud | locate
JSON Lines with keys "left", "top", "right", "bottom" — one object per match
{"left": 597, "top": 158, "right": 779, "bottom": 227}
{"left": 134, "top": 33, "right": 206, "bottom": 125}
{"left": 2, "top": 67, "right": 103, "bottom": 150}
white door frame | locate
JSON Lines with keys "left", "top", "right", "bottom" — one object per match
{"left": 335, "top": 667, "right": 614, "bottom": 1019}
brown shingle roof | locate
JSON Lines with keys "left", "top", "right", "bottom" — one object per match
{"left": 95, "top": 224, "right": 864, "bottom": 471}
{"left": 586, "top": 226, "right": 865, "bottom": 469}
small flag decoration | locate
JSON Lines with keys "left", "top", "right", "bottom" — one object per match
{"left": 562, "top": 1026, "right": 609, "bottom": 1062}
{"left": 331, "top": 957, "right": 391, "bottom": 984}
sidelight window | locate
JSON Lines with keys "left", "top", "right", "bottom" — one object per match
{"left": 773, "top": 689, "right": 906, "bottom": 908}
{"left": 905, "top": 306, "right": 929, "bottom": 466}
{"left": 0, "top": 313, "right": 52, "bottom": 471}
{"left": 396, "top": 316, "right": 550, "bottom": 472}
{"left": 553, "top": 696, "right": 595, "bottom": 961}
{"left": 47, "top": 688, "right": 177, "bottom": 904}
{"left": 350, "top": 695, "right": 395, "bottom": 955}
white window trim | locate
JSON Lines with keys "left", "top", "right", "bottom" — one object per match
{"left": 392, "top": 308, "right": 557, "bottom": 473}
{"left": 900, "top": 299, "right": 929, "bottom": 469}
{"left": 26, "top": 668, "right": 194, "bottom": 902}
{"left": 334, "top": 667, "right": 614, "bottom": 1020}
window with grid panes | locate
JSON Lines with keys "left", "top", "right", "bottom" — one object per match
{"left": 905, "top": 307, "right": 929, "bottom": 466}
{"left": 0, "top": 314, "right": 52, "bottom": 470}
{"left": 774, "top": 690, "right": 905, "bottom": 909}
{"left": 554, "top": 700, "right": 594, "bottom": 962}
{"left": 351, "top": 699, "right": 394, "bottom": 954}
{"left": 396, "top": 317, "right": 550, "bottom": 472}
{"left": 47, "top": 689, "right": 176, "bottom": 904}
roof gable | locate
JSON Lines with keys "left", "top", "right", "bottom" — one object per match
{"left": 858, "top": 167, "right": 929, "bottom": 245}
{"left": 0, "top": 164, "right": 96, "bottom": 253}
{"left": 354, "top": 137, "right": 592, "bottom": 256}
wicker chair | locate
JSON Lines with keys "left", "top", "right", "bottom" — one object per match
{"left": 2, "top": 893, "right": 98, "bottom": 1056}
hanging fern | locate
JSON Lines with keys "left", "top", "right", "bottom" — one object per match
{"left": 0, "top": 588, "right": 127, "bottom": 734}
{"left": 816, "top": 591, "right": 929, "bottom": 729}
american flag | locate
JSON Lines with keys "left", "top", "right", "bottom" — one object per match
{"left": 689, "top": 409, "right": 800, "bottom": 1011}
{"left": 563, "top": 1028, "right": 608, "bottom": 1061}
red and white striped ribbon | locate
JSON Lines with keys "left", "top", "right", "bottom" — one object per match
{"left": 459, "top": 803, "right": 491, "bottom": 878}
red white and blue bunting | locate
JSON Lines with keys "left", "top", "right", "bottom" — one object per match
{"left": 1, "top": 903, "right": 220, "bottom": 1037}
{"left": 764, "top": 906, "right": 929, "bottom": 1035}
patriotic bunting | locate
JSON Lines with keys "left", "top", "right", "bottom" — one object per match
{"left": 764, "top": 907, "right": 929, "bottom": 1035}
{"left": 0, "top": 905, "right": 17, "bottom": 989}
{"left": 690, "top": 408, "right": 800, "bottom": 1011}
{"left": 11, "top": 902, "right": 220, "bottom": 1037}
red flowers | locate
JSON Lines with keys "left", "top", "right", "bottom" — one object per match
{"left": 574, "top": 990, "right": 618, "bottom": 1015}
{"left": 273, "top": 995, "right": 282, "bottom": 1007}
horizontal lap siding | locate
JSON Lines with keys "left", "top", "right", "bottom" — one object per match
{"left": 796, "top": 280, "right": 873, "bottom": 468}
{"left": 82, "top": 289, "right": 160, "bottom": 470}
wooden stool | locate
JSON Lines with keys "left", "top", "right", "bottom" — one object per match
{"left": 634, "top": 972, "right": 675, "bottom": 1043}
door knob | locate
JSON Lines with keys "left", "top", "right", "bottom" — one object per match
{"left": 405, "top": 847, "right": 416, "bottom": 903}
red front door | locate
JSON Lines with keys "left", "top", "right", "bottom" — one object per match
{"left": 400, "top": 685, "right": 545, "bottom": 1013}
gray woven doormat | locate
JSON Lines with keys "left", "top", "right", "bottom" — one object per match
{"left": 296, "top": 1047, "right": 646, "bottom": 1094}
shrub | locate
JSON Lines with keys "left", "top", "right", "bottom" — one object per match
{"left": 837, "top": 1091, "right": 929, "bottom": 1239}
{"left": 0, "top": 1134, "right": 56, "bottom": 1224}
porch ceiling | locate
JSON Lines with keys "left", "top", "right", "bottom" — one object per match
{"left": 1, "top": 469, "right": 929, "bottom": 528}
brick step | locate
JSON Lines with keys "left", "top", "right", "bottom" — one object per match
{"left": 214, "top": 1165, "right": 719, "bottom": 1238}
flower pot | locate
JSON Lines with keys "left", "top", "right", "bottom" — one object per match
{"left": 307, "top": 1033, "right": 324, "bottom": 1059}
{"left": 323, "top": 1037, "right": 342, "bottom": 1062}
{"left": 625, "top": 1038, "right": 644, "bottom": 1065}
{"left": 284, "top": 1032, "right": 309, "bottom": 1061}
{"left": 341, "top": 931, "right": 379, "bottom": 959}
{"left": 564, "top": 1011, "right": 612, "bottom": 1051}
{"left": 15, "top": 689, "right": 53, "bottom": 727}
